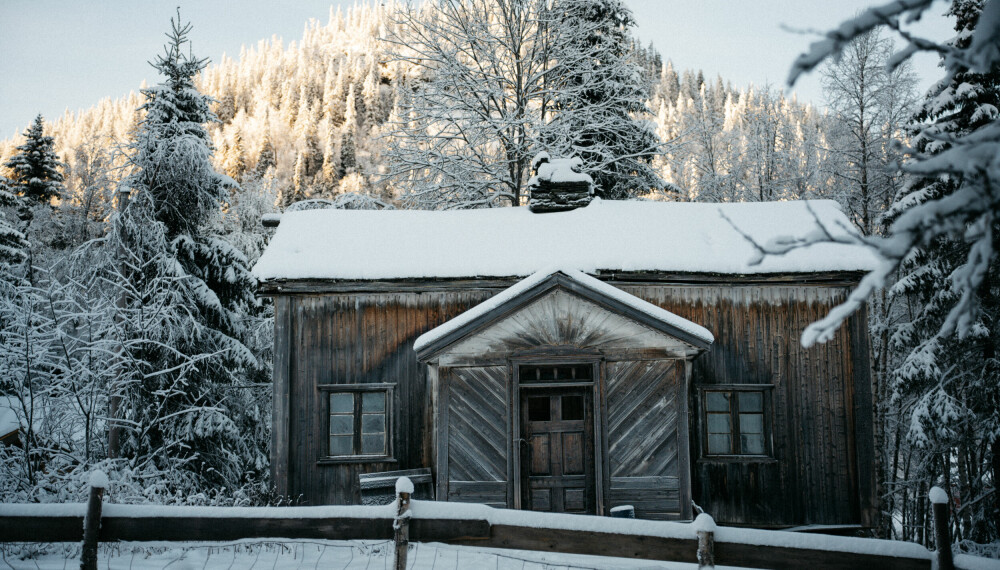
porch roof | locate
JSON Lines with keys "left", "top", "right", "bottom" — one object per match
{"left": 414, "top": 268, "right": 714, "bottom": 362}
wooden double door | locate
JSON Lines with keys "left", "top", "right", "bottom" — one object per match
{"left": 521, "top": 387, "right": 596, "bottom": 514}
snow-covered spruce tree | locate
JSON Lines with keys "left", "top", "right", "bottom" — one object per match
{"left": 3, "top": 115, "right": 65, "bottom": 206}
{"left": 773, "top": 0, "right": 1000, "bottom": 549}
{"left": 542, "top": 0, "right": 663, "bottom": 199}
{"left": 0, "top": 178, "right": 28, "bottom": 269}
{"left": 111, "top": 12, "right": 269, "bottom": 493}
{"left": 882, "top": 0, "right": 1000, "bottom": 546}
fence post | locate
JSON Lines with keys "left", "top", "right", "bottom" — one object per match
{"left": 80, "top": 470, "right": 108, "bottom": 570}
{"left": 394, "top": 477, "right": 413, "bottom": 570}
{"left": 693, "top": 513, "right": 716, "bottom": 569}
{"left": 929, "top": 486, "right": 954, "bottom": 570}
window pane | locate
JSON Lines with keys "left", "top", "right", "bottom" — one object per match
{"left": 329, "top": 414, "right": 353, "bottom": 435}
{"left": 738, "top": 391, "right": 763, "bottom": 412}
{"left": 521, "top": 365, "right": 592, "bottom": 382}
{"left": 741, "top": 433, "right": 765, "bottom": 455}
{"left": 329, "top": 393, "right": 354, "bottom": 414}
{"left": 362, "top": 433, "right": 385, "bottom": 455}
{"left": 561, "top": 395, "right": 584, "bottom": 421}
{"left": 329, "top": 435, "right": 353, "bottom": 456}
{"left": 740, "top": 413, "right": 763, "bottom": 434}
{"left": 528, "top": 396, "right": 551, "bottom": 421}
{"left": 708, "top": 434, "right": 732, "bottom": 454}
{"left": 362, "top": 391, "right": 385, "bottom": 413}
{"left": 706, "top": 392, "right": 729, "bottom": 412}
{"left": 362, "top": 413, "right": 385, "bottom": 434}
{"left": 707, "top": 412, "right": 731, "bottom": 434}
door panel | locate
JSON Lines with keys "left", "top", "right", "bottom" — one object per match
{"left": 562, "top": 433, "right": 584, "bottom": 474}
{"left": 530, "top": 434, "right": 550, "bottom": 474}
{"left": 522, "top": 388, "right": 595, "bottom": 514}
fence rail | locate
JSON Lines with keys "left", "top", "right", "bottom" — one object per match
{"left": 0, "top": 478, "right": 967, "bottom": 570}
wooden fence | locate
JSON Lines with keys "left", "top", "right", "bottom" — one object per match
{"left": 0, "top": 479, "right": 967, "bottom": 570}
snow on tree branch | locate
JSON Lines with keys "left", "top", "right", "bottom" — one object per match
{"left": 766, "top": 0, "right": 1000, "bottom": 348}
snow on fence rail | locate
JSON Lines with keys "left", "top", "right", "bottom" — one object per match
{"left": 0, "top": 477, "right": 973, "bottom": 570}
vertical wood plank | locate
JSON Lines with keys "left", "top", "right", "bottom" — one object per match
{"left": 850, "top": 303, "right": 876, "bottom": 527}
{"left": 593, "top": 360, "right": 607, "bottom": 515}
{"left": 678, "top": 360, "right": 693, "bottom": 520}
{"left": 436, "top": 366, "right": 450, "bottom": 502}
{"left": 271, "top": 296, "right": 292, "bottom": 497}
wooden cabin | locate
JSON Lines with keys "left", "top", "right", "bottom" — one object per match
{"left": 253, "top": 196, "right": 878, "bottom": 528}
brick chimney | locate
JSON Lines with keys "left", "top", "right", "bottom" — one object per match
{"left": 527, "top": 152, "right": 593, "bottom": 213}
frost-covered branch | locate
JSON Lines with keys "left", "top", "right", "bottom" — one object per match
{"left": 771, "top": 0, "right": 1000, "bottom": 348}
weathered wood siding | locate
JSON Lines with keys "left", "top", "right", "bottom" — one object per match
{"left": 606, "top": 359, "right": 685, "bottom": 520}
{"left": 279, "top": 291, "right": 492, "bottom": 505}
{"left": 272, "top": 279, "right": 873, "bottom": 527}
{"left": 618, "top": 284, "right": 871, "bottom": 527}
{"left": 444, "top": 366, "right": 509, "bottom": 508}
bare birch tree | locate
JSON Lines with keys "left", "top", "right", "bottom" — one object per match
{"left": 382, "top": 0, "right": 550, "bottom": 208}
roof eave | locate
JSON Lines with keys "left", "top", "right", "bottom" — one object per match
{"left": 256, "top": 269, "right": 871, "bottom": 295}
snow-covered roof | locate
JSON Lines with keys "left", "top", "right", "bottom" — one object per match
{"left": 413, "top": 267, "right": 714, "bottom": 356}
{"left": 252, "top": 199, "right": 879, "bottom": 281}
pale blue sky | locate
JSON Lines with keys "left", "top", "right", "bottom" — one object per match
{"left": 0, "top": 0, "right": 955, "bottom": 138}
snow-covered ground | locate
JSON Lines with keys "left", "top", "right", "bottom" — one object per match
{"left": 5, "top": 540, "right": 750, "bottom": 570}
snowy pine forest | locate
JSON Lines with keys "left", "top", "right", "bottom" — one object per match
{"left": 0, "top": 0, "right": 998, "bottom": 558}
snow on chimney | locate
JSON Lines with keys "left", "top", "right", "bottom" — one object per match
{"left": 527, "top": 152, "right": 593, "bottom": 213}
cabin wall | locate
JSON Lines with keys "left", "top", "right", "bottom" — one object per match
{"left": 271, "top": 280, "right": 873, "bottom": 527}
{"left": 618, "top": 284, "right": 872, "bottom": 527}
{"left": 276, "top": 291, "right": 492, "bottom": 505}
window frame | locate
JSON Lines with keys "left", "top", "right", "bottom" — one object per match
{"left": 317, "top": 383, "right": 395, "bottom": 464}
{"left": 698, "top": 384, "right": 774, "bottom": 462}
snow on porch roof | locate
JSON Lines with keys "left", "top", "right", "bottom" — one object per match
{"left": 252, "top": 198, "right": 879, "bottom": 281}
{"left": 413, "top": 267, "right": 715, "bottom": 356}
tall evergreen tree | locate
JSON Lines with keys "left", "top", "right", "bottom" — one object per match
{"left": 255, "top": 132, "right": 276, "bottom": 176}
{"left": 776, "top": 0, "right": 1000, "bottom": 547}
{"left": 4, "top": 115, "right": 65, "bottom": 205}
{"left": 339, "top": 126, "right": 357, "bottom": 177}
{"left": 542, "top": 0, "right": 663, "bottom": 199}
{"left": 112, "top": 12, "right": 268, "bottom": 491}
{"left": 0, "top": 178, "right": 27, "bottom": 269}
{"left": 886, "top": 0, "right": 1000, "bottom": 544}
